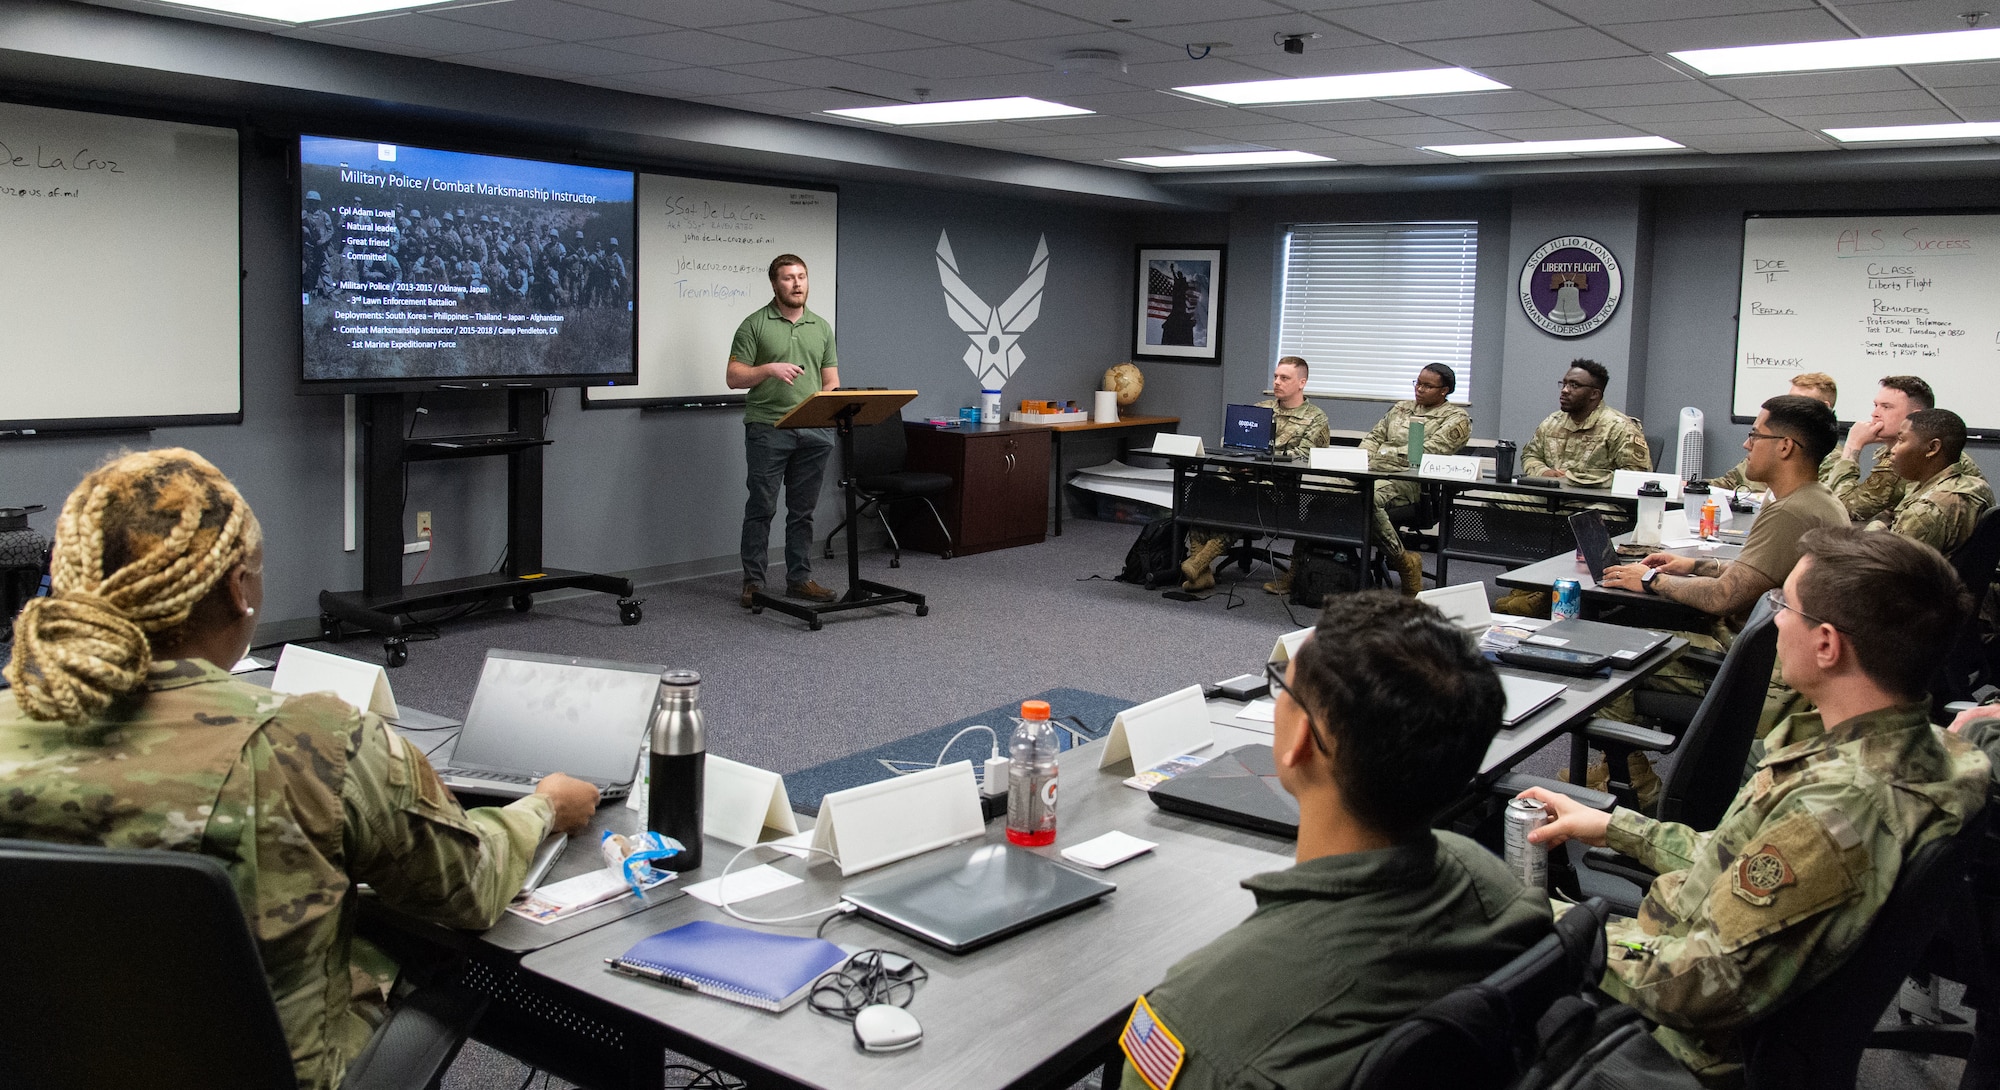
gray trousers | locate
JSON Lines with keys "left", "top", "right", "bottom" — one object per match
{"left": 740, "top": 422, "right": 833, "bottom": 587}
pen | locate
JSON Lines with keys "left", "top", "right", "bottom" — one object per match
{"left": 605, "top": 959, "right": 698, "bottom": 992}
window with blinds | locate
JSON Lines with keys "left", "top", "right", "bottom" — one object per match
{"left": 1277, "top": 222, "right": 1478, "bottom": 403}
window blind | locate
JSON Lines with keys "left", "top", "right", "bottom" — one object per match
{"left": 1278, "top": 222, "right": 1478, "bottom": 403}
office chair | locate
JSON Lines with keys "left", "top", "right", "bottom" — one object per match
{"left": 0, "top": 837, "right": 484, "bottom": 1090}
{"left": 1736, "top": 805, "right": 1986, "bottom": 1090}
{"left": 1350, "top": 898, "right": 1611, "bottom": 1090}
{"left": 1934, "top": 507, "right": 2000, "bottom": 717}
{"left": 821, "top": 413, "right": 953, "bottom": 567}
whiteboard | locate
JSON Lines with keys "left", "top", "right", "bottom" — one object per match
{"left": 1733, "top": 212, "right": 2000, "bottom": 432}
{"left": 0, "top": 102, "right": 240, "bottom": 430}
{"left": 586, "top": 174, "right": 836, "bottom": 409}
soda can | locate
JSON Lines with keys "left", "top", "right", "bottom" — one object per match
{"left": 1504, "top": 797, "right": 1551, "bottom": 893}
{"left": 1552, "top": 579, "right": 1582, "bottom": 621}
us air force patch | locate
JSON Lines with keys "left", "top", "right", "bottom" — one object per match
{"left": 1733, "top": 842, "right": 1797, "bottom": 906}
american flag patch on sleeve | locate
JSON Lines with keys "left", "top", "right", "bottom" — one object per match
{"left": 1120, "top": 995, "right": 1186, "bottom": 1090}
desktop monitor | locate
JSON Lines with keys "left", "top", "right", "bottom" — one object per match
{"left": 1223, "top": 403, "right": 1275, "bottom": 455}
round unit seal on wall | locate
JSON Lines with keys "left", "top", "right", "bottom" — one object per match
{"left": 1519, "top": 235, "right": 1622, "bottom": 338}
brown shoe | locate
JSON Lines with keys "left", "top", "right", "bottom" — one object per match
{"left": 1262, "top": 569, "right": 1292, "bottom": 595}
{"left": 740, "top": 581, "right": 759, "bottom": 609}
{"left": 1395, "top": 552, "right": 1425, "bottom": 598}
{"left": 786, "top": 579, "right": 838, "bottom": 603}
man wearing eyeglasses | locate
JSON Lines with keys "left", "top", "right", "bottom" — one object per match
{"left": 1519, "top": 528, "right": 1988, "bottom": 1084}
{"left": 1707, "top": 372, "right": 1839, "bottom": 495}
{"left": 1520, "top": 359, "right": 1651, "bottom": 487}
{"left": 1358, "top": 363, "right": 1470, "bottom": 596}
{"left": 1119, "top": 593, "right": 1551, "bottom": 1090}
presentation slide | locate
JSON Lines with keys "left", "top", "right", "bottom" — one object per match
{"left": 300, "top": 136, "right": 636, "bottom": 386}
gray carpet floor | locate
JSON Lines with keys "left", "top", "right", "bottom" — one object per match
{"left": 299, "top": 517, "right": 1967, "bottom": 1089}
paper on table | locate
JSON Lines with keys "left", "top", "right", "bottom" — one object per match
{"left": 1062, "top": 831, "right": 1157, "bottom": 870}
{"left": 683, "top": 864, "right": 804, "bottom": 907}
{"left": 1238, "top": 698, "right": 1276, "bottom": 723}
{"left": 763, "top": 829, "right": 817, "bottom": 859}
{"left": 507, "top": 866, "right": 673, "bottom": 925}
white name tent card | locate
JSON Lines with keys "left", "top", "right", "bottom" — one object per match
{"left": 272, "top": 643, "right": 398, "bottom": 719}
{"left": 1098, "top": 685, "right": 1215, "bottom": 774}
{"left": 1270, "top": 627, "right": 1312, "bottom": 666}
{"left": 703, "top": 755, "right": 801, "bottom": 848}
{"left": 810, "top": 761, "right": 984, "bottom": 876}
{"left": 1150, "top": 433, "right": 1205, "bottom": 457}
{"left": 1418, "top": 453, "right": 1482, "bottom": 482}
{"left": 1611, "top": 470, "right": 1684, "bottom": 500}
{"left": 1308, "top": 446, "right": 1369, "bottom": 472}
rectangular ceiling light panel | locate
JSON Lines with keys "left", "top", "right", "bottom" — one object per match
{"left": 1824, "top": 120, "right": 2000, "bottom": 141}
{"left": 1174, "top": 68, "right": 1508, "bottom": 107}
{"left": 1118, "top": 150, "right": 1335, "bottom": 168}
{"left": 159, "top": 0, "right": 454, "bottom": 21}
{"left": 1424, "top": 136, "right": 1685, "bottom": 157}
{"left": 825, "top": 97, "right": 1093, "bottom": 125}
{"left": 1673, "top": 27, "right": 2000, "bottom": 76}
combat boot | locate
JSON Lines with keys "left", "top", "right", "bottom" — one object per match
{"left": 1180, "top": 538, "right": 1226, "bottom": 591}
{"left": 1395, "top": 552, "right": 1424, "bottom": 597}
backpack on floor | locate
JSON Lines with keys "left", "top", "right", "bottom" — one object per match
{"left": 1290, "top": 543, "right": 1362, "bottom": 607}
{"left": 1117, "top": 518, "right": 1180, "bottom": 589}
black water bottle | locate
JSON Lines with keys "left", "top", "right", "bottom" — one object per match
{"left": 646, "top": 669, "right": 705, "bottom": 871}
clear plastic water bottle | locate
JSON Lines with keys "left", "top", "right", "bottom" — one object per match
{"left": 1007, "top": 700, "right": 1059, "bottom": 846}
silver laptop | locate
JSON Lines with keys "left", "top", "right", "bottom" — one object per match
{"left": 839, "top": 841, "right": 1116, "bottom": 953}
{"left": 434, "top": 649, "right": 662, "bottom": 799}
{"left": 1500, "top": 674, "right": 1566, "bottom": 727}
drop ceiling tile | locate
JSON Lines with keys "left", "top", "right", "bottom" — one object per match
{"left": 1392, "top": 90, "right": 1570, "bottom": 116}
{"left": 1595, "top": 100, "right": 1776, "bottom": 123}
{"left": 719, "top": 14, "right": 944, "bottom": 53}
{"left": 1537, "top": 0, "right": 1817, "bottom": 22}
{"left": 1123, "top": 55, "right": 1307, "bottom": 88}
{"left": 1415, "top": 27, "right": 1641, "bottom": 69}
{"left": 925, "top": 70, "right": 1148, "bottom": 100}
{"left": 783, "top": 0, "right": 940, "bottom": 12}
{"left": 715, "top": 56, "right": 916, "bottom": 96}
{"left": 1010, "top": 113, "right": 1179, "bottom": 134}
{"left": 1252, "top": 100, "right": 1422, "bottom": 122}
{"left": 1711, "top": 69, "right": 1918, "bottom": 99}
{"left": 1756, "top": 89, "right": 1952, "bottom": 117}
{"left": 1322, "top": 0, "right": 1580, "bottom": 43}
{"left": 1790, "top": 111, "right": 1966, "bottom": 130}
{"left": 461, "top": 41, "right": 675, "bottom": 74}
{"left": 858, "top": 1, "right": 1104, "bottom": 43}
{"left": 1441, "top": 108, "right": 1612, "bottom": 129}
{"left": 1908, "top": 60, "right": 2000, "bottom": 87}
{"left": 1129, "top": 13, "right": 1370, "bottom": 51}
{"left": 317, "top": 12, "right": 553, "bottom": 53}
{"left": 1323, "top": 115, "right": 1481, "bottom": 136}
{"left": 449, "top": 52, "right": 576, "bottom": 79}
{"left": 1841, "top": 0, "right": 2000, "bottom": 36}
{"left": 432, "top": 0, "right": 670, "bottom": 41}
{"left": 569, "top": 0, "right": 812, "bottom": 27}
{"left": 1675, "top": 130, "right": 1836, "bottom": 151}
{"left": 1038, "top": 0, "right": 1293, "bottom": 26}
{"left": 1271, "top": 133, "right": 1405, "bottom": 152}
{"left": 688, "top": 87, "right": 861, "bottom": 113}
{"left": 1646, "top": 116, "right": 1805, "bottom": 135}
{"left": 1132, "top": 106, "right": 1279, "bottom": 129}
{"left": 1179, "top": 121, "right": 1347, "bottom": 141}
{"left": 1228, "top": 41, "right": 1447, "bottom": 78}
{"left": 964, "top": 29, "right": 1156, "bottom": 64}
{"left": 1608, "top": 10, "right": 1853, "bottom": 52}
{"left": 1484, "top": 122, "right": 1647, "bottom": 139}
{"left": 281, "top": 26, "right": 441, "bottom": 58}
{"left": 1483, "top": 54, "right": 1699, "bottom": 88}
{"left": 604, "top": 66, "right": 803, "bottom": 95}
{"left": 601, "top": 29, "right": 806, "bottom": 65}
{"left": 964, "top": 130, "right": 1131, "bottom": 150}
{"left": 1935, "top": 85, "right": 2000, "bottom": 110}
{"left": 849, "top": 45, "right": 1049, "bottom": 79}
{"left": 1538, "top": 82, "right": 1732, "bottom": 108}
{"left": 1060, "top": 89, "right": 1218, "bottom": 115}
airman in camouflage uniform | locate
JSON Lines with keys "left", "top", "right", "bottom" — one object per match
{"left": 1599, "top": 701, "right": 1986, "bottom": 1082}
{"left": 0, "top": 660, "right": 555, "bottom": 1090}
{"left": 1181, "top": 358, "right": 1331, "bottom": 592}
{"left": 1361, "top": 367, "right": 1471, "bottom": 579}
{"left": 1520, "top": 404, "right": 1652, "bottom": 486}
{"left": 1865, "top": 462, "right": 1994, "bottom": 555}
{"left": 1707, "top": 449, "right": 1838, "bottom": 494}
{"left": 1829, "top": 446, "right": 1987, "bottom": 523}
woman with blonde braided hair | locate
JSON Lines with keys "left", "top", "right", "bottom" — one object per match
{"left": 0, "top": 448, "right": 598, "bottom": 1090}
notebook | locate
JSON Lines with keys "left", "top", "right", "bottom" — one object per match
{"left": 603, "top": 920, "right": 848, "bottom": 1012}
{"left": 434, "top": 648, "right": 663, "bottom": 800}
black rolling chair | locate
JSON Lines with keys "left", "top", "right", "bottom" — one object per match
{"left": 1736, "top": 805, "right": 1987, "bottom": 1090}
{"left": 821, "top": 413, "right": 953, "bottom": 567}
{"left": 1351, "top": 898, "right": 1612, "bottom": 1090}
{"left": 0, "top": 838, "right": 485, "bottom": 1090}
{"left": 1934, "top": 507, "right": 2000, "bottom": 717}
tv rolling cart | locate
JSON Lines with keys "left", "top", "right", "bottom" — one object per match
{"left": 319, "top": 390, "right": 642, "bottom": 667}
{"left": 748, "top": 389, "right": 929, "bottom": 631}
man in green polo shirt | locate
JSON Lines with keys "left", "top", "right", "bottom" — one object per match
{"left": 727, "top": 254, "right": 840, "bottom": 607}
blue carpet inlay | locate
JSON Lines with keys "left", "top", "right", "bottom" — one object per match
{"left": 781, "top": 688, "right": 1133, "bottom": 813}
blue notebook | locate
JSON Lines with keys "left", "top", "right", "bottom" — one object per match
{"left": 604, "top": 920, "right": 848, "bottom": 1012}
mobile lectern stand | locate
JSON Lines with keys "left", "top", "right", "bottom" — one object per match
{"left": 319, "top": 390, "right": 642, "bottom": 667}
{"left": 748, "top": 390, "right": 928, "bottom": 631}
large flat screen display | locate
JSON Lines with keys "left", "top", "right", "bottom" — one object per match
{"left": 299, "top": 135, "right": 637, "bottom": 391}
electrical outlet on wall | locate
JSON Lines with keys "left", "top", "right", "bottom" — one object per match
{"left": 416, "top": 511, "right": 432, "bottom": 539}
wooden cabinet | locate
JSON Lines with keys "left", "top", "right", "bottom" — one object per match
{"left": 899, "top": 422, "right": 1050, "bottom": 556}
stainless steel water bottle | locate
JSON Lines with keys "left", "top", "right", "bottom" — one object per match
{"left": 647, "top": 669, "right": 705, "bottom": 871}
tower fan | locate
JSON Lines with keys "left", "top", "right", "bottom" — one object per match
{"left": 1675, "top": 407, "right": 1704, "bottom": 482}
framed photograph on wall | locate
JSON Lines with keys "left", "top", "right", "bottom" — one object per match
{"left": 1134, "top": 246, "right": 1223, "bottom": 361}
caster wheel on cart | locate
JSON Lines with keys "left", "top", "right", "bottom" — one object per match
{"left": 383, "top": 638, "right": 408, "bottom": 669}
{"left": 916, "top": 605, "right": 930, "bottom": 617}
{"left": 808, "top": 619, "right": 823, "bottom": 631}
{"left": 319, "top": 612, "right": 343, "bottom": 642}
{"left": 618, "top": 598, "right": 644, "bottom": 625}
{"left": 512, "top": 594, "right": 533, "bottom": 613}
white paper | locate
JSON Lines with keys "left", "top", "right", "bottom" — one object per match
{"left": 1239, "top": 698, "right": 1276, "bottom": 723}
{"left": 684, "top": 863, "right": 804, "bottom": 906}
{"left": 271, "top": 643, "right": 397, "bottom": 718}
{"left": 703, "top": 755, "right": 800, "bottom": 848}
{"left": 1308, "top": 446, "right": 1369, "bottom": 472}
{"left": 765, "top": 829, "right": 817, "bottom": 859}
{"left": 229, "top": 656, "right": 271, "bottom": 674}
{"left": 1098, "top": 685, "right": 1215, "bottom": 774}
{"left": 1062, "top": 831, "right": 1157, "bottom": 870}
{"left": 1418, "top": 453, "right": 1482, "bottom": 482}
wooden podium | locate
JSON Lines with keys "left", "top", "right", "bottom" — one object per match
{"left": 748, "top": 389, "right": 929, "bottom": 631}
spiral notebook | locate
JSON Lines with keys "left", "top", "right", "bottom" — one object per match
{"left": 603, "top": 920, "right": 847, "bottom": 1012}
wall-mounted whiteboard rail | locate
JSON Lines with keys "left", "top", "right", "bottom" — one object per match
{"left": 585, "top": 174, "right": 836, "bottom": 410}
{"left": 0, "top": 101, "right": 240, "bottom": 432}
{"left": 1733, "top": 211, "right": 2000, "bottom": 435}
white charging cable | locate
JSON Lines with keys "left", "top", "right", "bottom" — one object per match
{"left": 934, "top": 725, "right": 998, "bottom": 767}
{"left": 936, "top": 725, "right": 1011, "bottom": 798}
{"left": 715, "top": 842, "right": 851, "bottom": 925}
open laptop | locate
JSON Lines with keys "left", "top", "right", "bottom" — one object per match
{"left": 838, "top": 841, "right": 1116, "bottom": 953}
{"left": 1567, "top": 511, "right": 1621, "bottom": 582}
{"left": 1149, "top": 744, "right": 1299, "bottom": 838}
{"left": 433, "top": 649, "right": 662, "bottom": 800}
{"left": 1221, "top": 403, "right": 1275, "bottom": 457}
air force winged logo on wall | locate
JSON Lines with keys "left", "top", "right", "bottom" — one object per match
{"left": 936, "top": 230, "right": 1049, "bottom": 391}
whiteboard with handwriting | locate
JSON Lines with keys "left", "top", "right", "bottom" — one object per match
{"left": 1733, "top": 212, "right": 2000, "bottom": 431}
{"left": 0, "top": 101, "right": 239, "bottom": 430}
{"left": 586, "top": 173, "right": 835, "bottom": 408}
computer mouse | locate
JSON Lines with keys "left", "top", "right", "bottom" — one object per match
{"left": 852, "top": 1004, "right": 922, "bottom": 1053}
